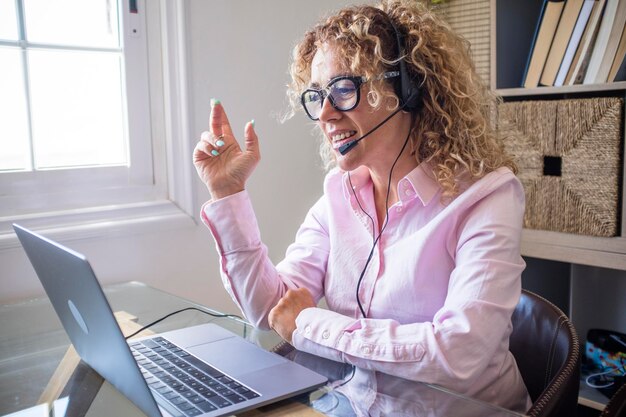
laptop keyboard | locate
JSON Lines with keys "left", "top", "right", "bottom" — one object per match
{"left": 130, "top": 337, "right": 260, "bottom": 416}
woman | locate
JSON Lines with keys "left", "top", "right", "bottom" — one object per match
{"left": 193, "top": 0, "right": 531, "bottom": 413}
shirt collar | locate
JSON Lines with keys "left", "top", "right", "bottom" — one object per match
{"left": 403, "top": 162, "right": 440, "bottom": 206}
{"left": 341, "top": 162, "right": 440, "bottom": 207}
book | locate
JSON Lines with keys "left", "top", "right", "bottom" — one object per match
{"left": 593, "top": 0, "right": 626, "bottom": 82}
{"left": 554, "top": 0, "right": 596, "bottom": 86}
{"left": 565, "top": 0, "right": 607, "bottom": 84}
{"left": 541, "top": 0, "right": 586, "bottom": 86}
{"left": 583, "top": 0, "right": 624, "bottom": 84}
{"left": 608, "top": 24, "right": 626, "bottom": 81}
{"left": 523, "top": 0, "right": 566, "bottom": 88}
{"left": 612, "top": 50, "right": 626, "bottom": 80}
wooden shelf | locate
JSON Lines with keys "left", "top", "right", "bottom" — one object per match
{"left": 496, "top": 81, "right": 626, "bottom": 97}
{"left": 521, "top": 231, "right": 626, "bottom": 271}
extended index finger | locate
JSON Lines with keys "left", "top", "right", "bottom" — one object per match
{"left": 210, "top": 99, "right": 234, "bottom": 138}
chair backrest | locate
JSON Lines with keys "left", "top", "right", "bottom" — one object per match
{"left": 509, "top": 289, "right": 581, "bottom": 417}
{"left": 600, "top": 383, "right": 626, "bottom": 417}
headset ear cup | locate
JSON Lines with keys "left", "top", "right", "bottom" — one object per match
{"left": 397, "top": 59, "right": 421, "bottom": 111}
{"left": 389, "top": 20, "right": 421, "bottom": 112}
{"left": 404, "top": 83, "right": 421, "bottom": 111}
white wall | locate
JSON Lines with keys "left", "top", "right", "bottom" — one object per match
{"left": 0, "top": 0, "right": 355, "bottom": 315}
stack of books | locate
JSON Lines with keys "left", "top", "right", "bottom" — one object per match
{"left": 522, "top": 0, "right": 626, "bottom": 88}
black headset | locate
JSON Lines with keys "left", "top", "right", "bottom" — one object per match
{"left": 388, "top": 17, "right": 422, "bottom": 112}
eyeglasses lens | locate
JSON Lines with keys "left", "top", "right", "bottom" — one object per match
{"left": 302, "top": 78, "right": 359, "bottom": 120}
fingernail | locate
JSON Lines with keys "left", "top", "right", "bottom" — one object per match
{"left": 211, "top": 150, "right": 219, "bottom": 156}
{"left": 216, "top": 140, "right": 225, "bottom": 147}
{"left": 201, "top": 131, "right": 210, "bottom": 140}
{"left": 211, "top": 98, "right": 221, "bottom": 107}
{"left": 250, "top": 119, "right": 255, "bottom": 127}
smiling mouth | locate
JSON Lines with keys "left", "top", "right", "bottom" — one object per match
{"left": 330, "top": 131, "right": 357, "bottom": 147}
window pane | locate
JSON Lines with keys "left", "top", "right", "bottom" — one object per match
{"left": 28, "top": 49, "right": 127, "bottom": 169}
{"left": 0, "top": 0, "right": 18, "bottom": 40}
{"left": 0, "top": 47, "right": 30, "bottom": 171}
{"left": 24, "top": 0, "right": 120, "bottom": 48}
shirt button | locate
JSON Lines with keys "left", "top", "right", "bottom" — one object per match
{"left": 405, "top": 188, "right": 414, "bottom": 196}
{"left": 305, "top": 326, "right": 312, "bottom": 335}
{"left": 322, "top": 330, "right": 330, "bottom": 339}
{"left": 361, "top": 346, "right": 371, "bottom": 355}
{"left": 396, "top": 206, "right": 403, "bottom": 213}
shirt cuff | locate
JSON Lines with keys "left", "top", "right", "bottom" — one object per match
{"left": 200, "top": 191, "right": 262, "bottom": 254}
{"left": 292, "top": 307, "right": 355, "bottom": 362}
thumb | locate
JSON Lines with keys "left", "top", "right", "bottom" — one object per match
{"left": 244, "top": 120, "right": 260, "bottom": 157}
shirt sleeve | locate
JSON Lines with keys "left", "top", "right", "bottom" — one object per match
{"left": 201, "top": 191, "right": 330, "bottom": 329}
{"left": 291, "top": 177, "right": 526, "bottom": 392}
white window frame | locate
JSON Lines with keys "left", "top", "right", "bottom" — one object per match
{"left": 0, "top": 0, "right": 196, "bottom": 249}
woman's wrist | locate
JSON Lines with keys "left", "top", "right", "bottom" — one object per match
{"left": 208, "top": 184, "right": 245, "bottom": 200}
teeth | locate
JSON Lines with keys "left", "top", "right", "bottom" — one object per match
{"left": 331, "top": 131, "right": 356, "bottom": 141}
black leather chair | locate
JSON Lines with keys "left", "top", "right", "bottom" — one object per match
{"left": 509, "top": 289, "right": 581, "bottom": 417}
{"left": 600, "top": 383, "right": 626, "bottom": 417}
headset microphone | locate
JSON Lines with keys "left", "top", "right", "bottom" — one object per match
{"left": 338, "top": 106, "right": 404, "bottom": 155}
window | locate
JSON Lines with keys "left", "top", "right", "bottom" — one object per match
{"left": 0, "top": 0, "right": 190, "bottom": 240}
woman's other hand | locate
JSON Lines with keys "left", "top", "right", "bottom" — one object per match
{"left": 268, "top": 288, "right": 316, "bottom": 344}
{"left": 193, "top": 100, "right": 260, "bottom": 199}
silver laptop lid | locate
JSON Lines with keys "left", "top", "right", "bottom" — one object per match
{"left": 13, "top": 224, "right": 163, "bottom": 417}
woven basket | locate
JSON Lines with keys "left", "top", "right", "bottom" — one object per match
{"left": 497, "top": 97, "right": 623, "bottom": 237}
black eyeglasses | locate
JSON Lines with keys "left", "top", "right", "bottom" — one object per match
{"left": 300, "top": 71, "right": 399, "bottom": 121}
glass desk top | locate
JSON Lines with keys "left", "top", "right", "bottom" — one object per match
{"left": 0, "top": 282, "right": 526, "bottom": 417}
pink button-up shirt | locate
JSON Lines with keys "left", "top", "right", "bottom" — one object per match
{"left": 201, "top": 164, "right": 531, "bottom": 413}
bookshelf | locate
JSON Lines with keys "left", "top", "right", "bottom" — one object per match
{"left": 491, "top": 0, "right": 626, "bottom": 412}
{"left": 492, "top": 0, "right": 626, "bottom": 270}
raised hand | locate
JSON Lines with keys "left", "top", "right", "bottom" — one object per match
{"left": 193, "top": 100, "right": 260, "bottom": 199}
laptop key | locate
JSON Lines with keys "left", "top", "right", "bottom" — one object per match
{"left": 221, "top": 389, "right": 237, "bottom": 397}
{"left": 185, "top": 408, "right": 202, "bottom": 417}
{"left": 167, "top": 381, "right": 183, "bottom": 389}
{"left": 141, "top": 340, "right": 160, "bottom": 349}
{"left": 212, "top": 384, "right": 227, "bottom": 392}
{"left": 161, "top": 375, "right": 175, "bottom": 383}
{"left": 178, "top": 402, "right": 195, "bottom": 411}
{"left": 172, "top": 370, "right": 187, "bottom": 379}
{"left": 194, "top": 386, "right": 210, "bottom": 395}
{"left": 201, "top": 390, "right": 217, "bottom": 399}
{"left": 208, "top": 397, "right": 232, "bottom": 408}
{"left": 241, "top": 391, "right": 260, "bottom": 399}
{"left": 228, "top": 395, "right": 247, "bottom": 404}
{"left": 171, "top": 397, "right": 187, "bottom": 405}
{"left": 163, "top": 391, "right": 179, "bottom": 400}
{"left": 188, "top": 395, "right": 204, "bottom": 404}
{"left": 156, "top": 386, "right": 172, "bottom": 395}
{"left": 196, "top": 401, "right": 218, "bottom": 412}
{"left": 182, "top": 390, "right": 197, "bottom": 399}
{"left": 217, "top": 376, "right": 232, "bottom": 384}
{"left": 173, "top": 385, "right": 189, "bottom": 393}
{"left": 184, "top": 356, "right": 224, "bottom": 378}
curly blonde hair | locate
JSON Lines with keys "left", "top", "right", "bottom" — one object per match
{"left": 287, "top": 0, "right": 516, "bottom": 198}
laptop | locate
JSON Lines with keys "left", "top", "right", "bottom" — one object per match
{"left": 13, "top": 224, "right": 327, "bottom": 417}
